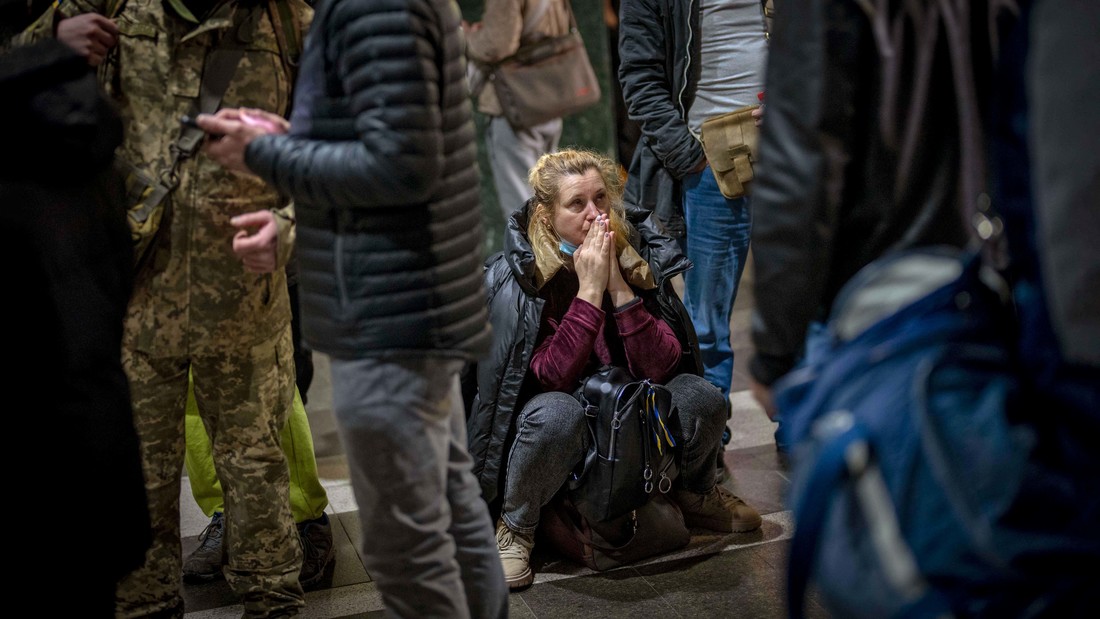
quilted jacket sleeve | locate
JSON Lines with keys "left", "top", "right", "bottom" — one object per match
{"left": 246, "top": 0, "right": 445, "bottom": 208}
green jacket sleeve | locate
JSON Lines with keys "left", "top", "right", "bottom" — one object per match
{"left": 12, "top": 0, "right": 108, "bottom": 48}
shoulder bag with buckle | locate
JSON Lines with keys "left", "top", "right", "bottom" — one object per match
{"left": 483, "top": 0, "right": 601, "bottom": 130}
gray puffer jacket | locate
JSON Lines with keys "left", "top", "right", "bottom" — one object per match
{"left": 247, "top": 0, "right": 491, "bottom": 360}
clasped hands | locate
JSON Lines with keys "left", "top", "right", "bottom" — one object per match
{"left": 573, "top": 214, "right": 636, "bottom": 309}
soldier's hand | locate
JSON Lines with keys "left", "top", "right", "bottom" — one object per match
{"left": 230, "top": 210, "right": 279, "bottom": 274}
{"left": 199, "top": 109, "right": 268, "bottom": 175}
{"left": 57, "top": 13, "right": 119, "bottom": 66}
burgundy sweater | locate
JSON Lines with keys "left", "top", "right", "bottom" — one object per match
{"left": 528, "top": 271, "right": 682, "bottom": 393}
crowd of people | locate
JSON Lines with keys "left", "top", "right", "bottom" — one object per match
{"left": 2, "top": 0, "right": 1095, "bottom": 617}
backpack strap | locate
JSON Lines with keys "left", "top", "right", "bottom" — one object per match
{"left": 103, "top": 0, "right": 127, "bottom": 18}
{"left": 267, "top": 0, "right": 303, "bottom": 81}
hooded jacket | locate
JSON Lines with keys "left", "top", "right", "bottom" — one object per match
{"left": 618, "top": 0, "right": 704, "bottom": 238}
{"left": 466, "top": 202, "right": 701, "bottom": 504}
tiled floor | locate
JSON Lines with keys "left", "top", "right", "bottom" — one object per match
{"left": 179, "top": 256, "right": 825, "bottom": 618}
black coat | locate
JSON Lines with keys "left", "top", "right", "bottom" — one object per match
{"left": 247, "top": 0, "right": 490, "bottom": 360}
{"left": 617, "top": 0, "right": 704, "bottom": 238}
{"left": 1, "top": 39, "right": 151, "bottom": 612}
{"left": 466, "top": 202, "right": 701, "bottom": 505}
{"left": 747, "top": 0, "right": 971, "bottom": 386}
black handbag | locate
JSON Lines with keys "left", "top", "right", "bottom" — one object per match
{"left": 568, "top": 366, "right": 680, "bottom": 523}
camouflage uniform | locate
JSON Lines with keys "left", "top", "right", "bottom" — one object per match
{"left": 18, "top": 0, "right": 313, "bottom": 616}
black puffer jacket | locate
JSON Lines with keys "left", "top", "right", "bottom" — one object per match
{"left": 246, "top": 0, "right": 490, "bottom": 360}
{"left": 749, "top": 0, "right": 971, "bottom": 386}
{"left": 466, "top": 202, "right": 701, "bottom": 505}
{"left": 617, "top": 0, "right": 704, "bottom": 238}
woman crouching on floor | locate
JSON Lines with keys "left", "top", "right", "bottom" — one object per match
{"left": 466, "top": 148, "right": 762, "bottom": 590}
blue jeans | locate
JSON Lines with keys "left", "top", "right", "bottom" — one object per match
{"left": 681, "top": 168, "right": 753, "bottom": 397}
{"left": 330, "top": 357, "right": 507, "bottom": 619}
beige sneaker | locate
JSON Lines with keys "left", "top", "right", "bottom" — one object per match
{"left": 674, "top": 485, "right": 763, "bottom": 533}
{"left": 496, "top": 519, "right": 535, "bottom": 590}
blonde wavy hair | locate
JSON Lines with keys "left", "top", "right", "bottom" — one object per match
{"left": 527, "top": 149, "right": 630, "bottom": 286}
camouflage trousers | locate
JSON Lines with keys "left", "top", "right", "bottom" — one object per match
{"left": 117, "top": 326, "right": 305, "bottom": 618}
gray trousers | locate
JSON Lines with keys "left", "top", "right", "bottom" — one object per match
{"left": 501, "top": 373, "right": 728, "bottom": 535}
{"left": 330, "top": 357, "right": 507, "bottom": 619}
{"left": 486, "top": 114, "right": 562, "bottom": 218}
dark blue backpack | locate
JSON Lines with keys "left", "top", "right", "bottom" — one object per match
{"left": 776, "top": 248, "right": 1098, "bottom": 619}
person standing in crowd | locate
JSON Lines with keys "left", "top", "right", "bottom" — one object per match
{"left": 15, "top": 0, "right": 314, "bottom": 615}
{"left": 198, "top": 0, "right": 508, "bottom": 616}
{"left": 183, "top": 258, "right": 332, "bottom": 589}
{"left": 462, "top": 0, "right": 570, "bottom": 217}
{"left": 744, "top": 0, "right": 971, "bottom": 412}
{"left": 618, "top": 0, "right": 768, "bottom": 403}
{"left": 467, "top": 148, "right": 762, "bottom": 590}
{"left": 182, "top": 378, "right": 334, "bottom": 589}
{"left": 2, "top": 37, "right": 151, "bottom": 618}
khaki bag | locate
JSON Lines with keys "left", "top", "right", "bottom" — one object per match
{"left": 118, "top": 160, "right": 176, "bottom": 271}
{"left": 700, "top": 104, "right": 761, "bottom": 199}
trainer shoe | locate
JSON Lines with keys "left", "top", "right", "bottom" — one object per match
{"left": 495, "top": 519, "right": 534, "bottom": 590}
{"left": 674, "top": 485, "right": 763, "bottom": 533}
{"left": 297, "top": 513, "right": 336, "bottom": 589}
{"left": 183, "top": 512, "right": 226, "bottom": 583}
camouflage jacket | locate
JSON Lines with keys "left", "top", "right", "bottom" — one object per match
{"left": 19, "top": 0, "right": 313, "bottom": 358}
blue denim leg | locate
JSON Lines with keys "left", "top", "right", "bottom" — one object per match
{"left": 501, "top": 392, "right": 588, "bottom": 535}
{"left": 681, "top": 168, "right": 753, "bottom": 397}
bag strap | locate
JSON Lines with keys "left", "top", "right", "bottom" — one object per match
{"left": 174, "top": 46, "right": 245, "bottom": 162}
{"left": 267, "top": 0, "right": 303, "bottom": 81}
{"left": 495, "top": 0, "right": 580, "bottom": 67}
{"left": 101, "top": 0, "right": 127, "bottom": 18}
{"left": 521, "top": 0, "right": 553, "bottom": 39}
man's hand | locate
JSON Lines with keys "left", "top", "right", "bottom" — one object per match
{"left": 752, "top": 104, "right": 764, "bottom": 127}
{"left": 230, "top": 210, "right": 279, "bottom": 273}
{"left": 750, "top": 378, "right": 778, "bottom": 420}
{"left": 199, "top": 108, "right": 285, "bottom": 175}
{"left": 56, "top": 14, "right": 118, "bottom": 66}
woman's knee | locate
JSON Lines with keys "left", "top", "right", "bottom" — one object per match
{"left": 667, "top": 373, "right": 727, "bottom": 440}
{"left": 516, "top": 392, "right": 586, "bottom": 437}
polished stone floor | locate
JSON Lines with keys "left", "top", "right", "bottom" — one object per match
{"left": 179, "top": 259, "right": 828, "bottom": 618}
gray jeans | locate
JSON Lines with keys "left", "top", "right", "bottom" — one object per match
{"left": 501, "top": 373, "right": 727, "bottom": 534}
{"left": 330, "top": 357, "right": 507, "bottom": 619}
{"left": 486, "top": 114, "right": 562, "bottom": 218}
